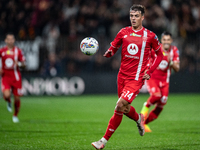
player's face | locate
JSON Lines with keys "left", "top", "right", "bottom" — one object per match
{"left": 130, "top": 10, "right": 144, "bottom": 30}
{"left": 161, "top": 35, "right": 172, "bottom": 51}
{"left": 5, "top": 34, "right": 15, "bottom": 48}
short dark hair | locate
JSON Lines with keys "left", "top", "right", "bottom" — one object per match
{"left": 130, "top": 4, "right": 145, "bottom": 16}
{"left": 161, "top": 31, "right": 172, "bottom": 38}
{"left": 5, "top": 32, "right": 15, "bottom": 38}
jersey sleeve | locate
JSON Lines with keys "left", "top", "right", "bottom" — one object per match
{"left": 0, "top": 48, "right": 3, "bottom": 57}
{"left": 151, "top": 50, "right": 157, "bottom": 61}
{"left": 151, "top": 34, "right": 161, "bottom": 51}
{"left": 109, "top": 29, "right": 123, "bottom": 50}
{"left": 147, "top": 34, "right": 163, "bottom": 75}
{"left": 173, "top": 47, "right": 180, "bottom": 62}
{"left": 18, "top": 48, "right": 26, "bottom": 62}
{"left": 148, "top": 50, "right": 157, "bottom": 67}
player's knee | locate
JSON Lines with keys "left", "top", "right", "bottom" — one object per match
{"left": 146, "top": 93, "right": 162, "bottom": 106}
{"left": 115, "top": 102, "right": 124, "bottom": 111}
{"left": 115, "top": 98, "right": 129, "bottom": 112}
{"left": 4, "top": 94, "right": 10, "bottom": 99}
{"left": 3, "top": 91, "right": 11, "bottom": 99}
{"left": 160, "top": 96, "right": 168, "bottom": 105}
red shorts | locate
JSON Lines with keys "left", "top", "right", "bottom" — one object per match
{"left": 1, "top": 77, "right": 23, "bottom": 96}
{"left": 118, "top": 77, "right": 144, "bottom": 103}
{"left": 146, "top": 78, "right": 169, "bottom": 105}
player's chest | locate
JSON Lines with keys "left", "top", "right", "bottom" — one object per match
{"left": 1, "top": 50, "right": 16, "bottom": 68}
{"left": 2, "top": 50, "right": 15, "bottom": 60}
{"left": 121, "top": 33, "right": 151, "bottom": 57}
{"left": 158, "top": 51, "right": 170, "bottom": 70}
{"left": 162, "top": 50, "right": 171, "bottom": 61}
{"left": 122, "top": 33, "right": 151, "bottom": 49}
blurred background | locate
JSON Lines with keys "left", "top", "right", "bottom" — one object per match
{"left": 0, "top": 0, "right": 199, "bottom": 95}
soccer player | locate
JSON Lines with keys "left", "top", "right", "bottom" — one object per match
{"left": 140, "top": 31, "right": 180, "bottom": 132}
{"left": 0, "top": 33, "right": 26, "bottom": 123}
{"left": 92, "top": 4, "right": 163, "bottom": 149}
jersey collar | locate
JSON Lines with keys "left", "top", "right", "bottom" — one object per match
{"left": 6, "top": 46, "right": 15, "bottom": 51}
{"left": 132, "top": 27, "right": 144, "bottom": 33}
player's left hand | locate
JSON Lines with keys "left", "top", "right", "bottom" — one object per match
{"left": 103, "top": 49, "right": 113, "bottom": 58}
{"left": 167, "top": 53, "right": 171, "bottom": 62}
{"left": 0, "top": 69, "right": 3, "bottom": 75}
{"left": 14, "top": 61, "right": 18, "bottom": 66}
{"left": 15, "top": 61, "right": 26, "bottom": 68}
{"left": 143, "top": 70, "right": 151, "bottom": 80}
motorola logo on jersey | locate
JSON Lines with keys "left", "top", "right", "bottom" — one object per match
{"left": 5, "top": 58, "right": 14, "bottom": 68}
{"left": 159, "top": 60, "right": 168, "bottom": 70}
{"left": 127, "top": 44, "right": 138, "bottom": 55}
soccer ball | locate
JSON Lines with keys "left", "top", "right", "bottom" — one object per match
{"left": 80, "top": 37, "right": 99, "bottom": 55}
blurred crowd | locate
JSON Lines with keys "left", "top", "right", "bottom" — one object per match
{"left": 0, "top": 0, "right": 200, "bottom": 76}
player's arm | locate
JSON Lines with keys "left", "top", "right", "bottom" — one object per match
{"left": 14, "top": 60, "right": 26, "bottom": 69}
{"left": 17, "top": 61, "right": 26, "bottom": 69}
{"left": 17, "top": 49, "right": 26, "bottom": 69}
{"left": 0, "top": 69, "right": 3, "bottom": 76}
{"left": 170, "top": 48, "right": 180, "bottom": 72}
{"left": 143, "top": 48, "right": 163, "bottom": 80}
{"left": 170, "top": 61, "right": 179, "bottom": 72}
{"left": 0, "top": 49, "right": 3, "bottom": 75}
{"left": 148, "top": 48, "right": 163, "bottom": 74}
{"left": 143, "top": 34, "right": 163, "bottom": 80}
{"left": 103, "top": 46, "right": 118, "bottom": 58}
{"left": 104, "top": 29, "right": 123, "bottom": 58}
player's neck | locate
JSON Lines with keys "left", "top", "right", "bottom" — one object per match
{"left": 132, "top": 26, "right": 143, "bottom": 32}
{"left": 162, "top": 45, "right": 170, "bottom": 51}
{"left": 7, "top": 45, "right": 14, "bottom": 50}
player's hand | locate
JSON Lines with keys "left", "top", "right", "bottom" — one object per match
{"left": 167, "top": 53, "right": 171, "bottom": 62}
{"left": 14, "top": 61, "right": 18, "bottom": 66}
{"left": 15, "top": 61, "right": 26, "bottom": 68}
{"left": 143, "top": 70, "right": 151, "bottom": 80}
{"left": 0, "top": 69, "right": 3, "bottom": 75}
{"left": 103, "top": 49, "right": 113, "bottom": 58}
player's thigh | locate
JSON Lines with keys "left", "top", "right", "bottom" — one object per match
{"left": 117, "top": 76, "right": 124, "bottom": 98}
{"left": 159, "top": 82, "right": 169, "bottom": 106}
{"left": 146, "top": 79, "right": 161, "bottom": 96}
{"left": 121, "top": 79, "right": 144, "bottom": 104}
{"left": 12, "top": 80, "right": 23, "bottom": 97}
{"left": 1, "top": 77, "right": 11, "bottom": 97}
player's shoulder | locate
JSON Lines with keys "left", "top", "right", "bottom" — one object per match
{"left": 171, "top": 45, "right": 178, "bottom": 50}
{"left": 0, "top": 46, "right": 7, "bottom": 50}
{"left": 0, "top": 46, "right": 7, "bottom": 53}
{"left": 144, "top": 28, "right": 160, "bottom": 45}
{"left": 145, "top": 28, "right": 157, "bottom": 38}
{"left": 122, "top": 26, "right": 132, "bottom": 31}
{"left": 15, "top": 46, "right": 23, "bottom": 51}
{"left": 118, "top": 26, "right": 132, "bottom": 33}
{"left": 171, "top": 45, "right": 179, "bottom": 55}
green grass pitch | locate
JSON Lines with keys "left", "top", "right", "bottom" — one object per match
{"left": 0, "top": 93, "right": 200, "bottom": 150}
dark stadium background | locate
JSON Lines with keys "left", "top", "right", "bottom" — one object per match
{"left": 0, "top": 0, "right": 199, "bottom": 95}
{"left": 0, "top": 1, "right": 200, "bottom": 150}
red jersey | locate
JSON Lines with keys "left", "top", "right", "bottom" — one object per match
{"left": 0, "top": 46, "right": 25, "bottom": 81}
{"left": 150, "top": 44, "right": 180, "bottom": 82}
{"left": 110, "top": 27, "right": 160, "bottom": 81}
